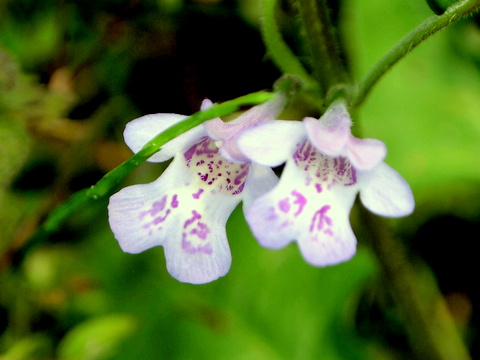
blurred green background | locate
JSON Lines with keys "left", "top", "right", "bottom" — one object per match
{"left": 1, "top": 0, "right": 480, "bottom": 359}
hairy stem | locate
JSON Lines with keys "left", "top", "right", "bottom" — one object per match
{"left": 296, "top": 0, "right": 346, "bottom": 90}
{"left": 262, "top": 0, "right": 318, "bottom": 90}
{"left": 353, "top": 0, "right": 480, "bottom": 106}
{"left": 360, "top": 209, "right": 471, "bottom": 360}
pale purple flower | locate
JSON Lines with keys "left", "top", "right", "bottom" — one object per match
{"left": 108, "top": 97, "right": 284, "bottom": 284}
{"left": 237, "top": 100, "right": 414, "bottom": 267}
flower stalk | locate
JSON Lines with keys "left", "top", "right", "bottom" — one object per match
{"left": 262, "top": 0, "right": 318, "bottom": 91}
{"left": 360, "top": 209, "right": 471, "bottom": 360}
{"left": 295, "top": 0, "right": 346, "bottom": 92}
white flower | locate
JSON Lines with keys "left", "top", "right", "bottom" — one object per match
{"left": 108, "top": 97, "right": 284, "bottom": 284}
{"left": 237, "top": 100, "right": 414, "bottom": 266}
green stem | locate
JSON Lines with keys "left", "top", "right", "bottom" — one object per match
{"left": 262, "top": 0, "right": 318, "bottom": 90}
{"left": 296, "top": 0, "right": 346, "bottom": 90}
{"left": 12, "top": 91, "right": 275, "bottom": 266}
{"left": 353, "top": 0, "right": 480, "bottom": 107}
{"left": 360, "top": 209, "right": 471, "bottom": 360}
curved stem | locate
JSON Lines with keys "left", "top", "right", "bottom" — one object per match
{"left": 353, "top": 0, "right": 480, "bottom": 107}
{"left": 262, "top": 0, "right": 318, "bottom": 90}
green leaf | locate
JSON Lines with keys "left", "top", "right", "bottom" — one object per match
{"left": 1, "top": 335, "right": 52, "bottom": 360}
{"left": 57, "top": 314, "right": 137, "bottom": 360}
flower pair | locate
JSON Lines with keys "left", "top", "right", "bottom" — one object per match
{"left": 108, "top": 96, "right": 414, "bottom": 284}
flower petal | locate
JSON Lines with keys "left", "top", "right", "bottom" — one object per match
{"left": 237, "top": 120, "right": 305, "bottom": 167}
{"left": 358, "top": 162, "right": 415, "bottom": 217}
{"left": 245, "top": 161, "right": 308, "bottom": 249}
{"left": 205, "top": 95, "right": 286, "bottom": 163}
{"left": 201, "top": 99, "right": 214, "bottom": 110}
{"left": 241, "top": 162, "right": 279, "bottom": 211}
{"left": 245, "top": 160, "right": 359, "bottom": 266}
{"left": 162, "top": 193, "right": 235, "bottom": 284}
{"left": 295, "top": 189, "right": 357, "bottom": 267}
{"left": 108, "top": 158, "right": 191, "bottom": 253}
{"left": 124, "top": 113, "right": 207, "bottom": 162}
{"left": 229, "top": 93, "right": 286, "bottom": 126}
{"left": 109, "top": 154, "right": 237, "bottom": 284}
{"left": 204, "top": 117, "right": 230, "bottom": 141}
{"left": 304, "top": 116, "right": 349, "bottom": 156}
{"left": 346, "top": 137, "right": 387, "bottom": 170}
{"left": 319, "top": 100, "right": 352, "bottom": 128}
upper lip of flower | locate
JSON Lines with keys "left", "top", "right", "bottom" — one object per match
{"left": 204, "top": 94, "right": 286, "bottom": 163}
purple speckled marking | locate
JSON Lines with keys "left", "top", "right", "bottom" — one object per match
{"left": 309, "top": 205, "right": 333, "bottom": 233}
{"left": 291, "top": 190, "right": 307, "bottom": 216}
{"left": 280, "top": 220, "right": 291, "bottom": 229}
{"left": 279, "top": 198, "right": 290, "bottom": 213}
{"left": 181, "top": 209, "right": 212, "bottom": 254}
{"left": 234, "top": 165, "right": 249, "bottom": 185}
{"left": 266, "top": 206, "right": 278, "bottom": 221}
{"left": 140, "top": 194, "right": 180, "bottom": 232}
{"left": 190, "top": 222, "right": 210, "bottom": 240}
{"left": 293, "top": 140, "right": 357, "bottom": 190}
{"left": 184, "top": 210, "right": 202, "bottom": 228}
{"left": 142, "top": 208, "right": 172, "bottom": 230}
{"left": 232, "top": 182, "right": 246, "bottom": 195}
{"left": 184, "top": 137, "right": 217, "bottom": 162}
{"left": 192, "top": 189, "right": 204, "bottom": 199}
{"left": 183, "top": 137, "right": 250, "bottom": 196}
{"left": 181, "top": 234, "right": 213, "bottom": 254}
{"left": 171, "top": 194, "right": 179, "bottom": 208}
{"left": 140, "top": 195, "right": 167, "bottom": 218}
{"left": 323, "top": 228, "right": 334, "bottom": 237}
{"left": 305, "top": 175, "right": 312, "bottom": 186}
{"left": 152, "top": 209, "right": 171, "bottom": 225}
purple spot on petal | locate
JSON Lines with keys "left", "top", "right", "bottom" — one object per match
{"left": 152, "top": 209, "right": 171, "bottom": 225}
{"left": 309, "top": 205, "right": 332, "bottom": 233}
{"left": 190, "top": 222, "right": 210, "bottom": 240}
{"left": 266, "top": 206, "right": 278, "bottom": 221}
{"left": 294, "top": 140, "right": 357, "bottom": 189}
{"left": 185, "top": 137, "right": 250, "bottom": 196}
{"left": 171, "top": 194, "right": 179, "bottom": 208}
{"left": 184, "top": 210, "right": 202, "bottom": 228}
{"left": 278, "top": 198, "right": 290, "bottom": 213}
{"left": 233, "top": 164, "right": 249, "bottom": 185}
{"left": 232, "top": 181, "right": 245, "bottom": 195}
{"left": 323, "top": 228, "right": 334, "bottom": 236}
{"left": 181, "top": 233, "right": 213, "bottom": 254}
{"left": 192, "top": 189, "right": 204, "bottom": 199}
{"left": 184, "top": 137, "right": 217, "bottom": 163}
{"left": 291, "top": 190, "right": 307, "bottom": 216}
{"left": 140, "top": 195, "right": 167, "bottom": 219}
{"left": 315, "top": 183, "right": 322, "bottom": 193}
